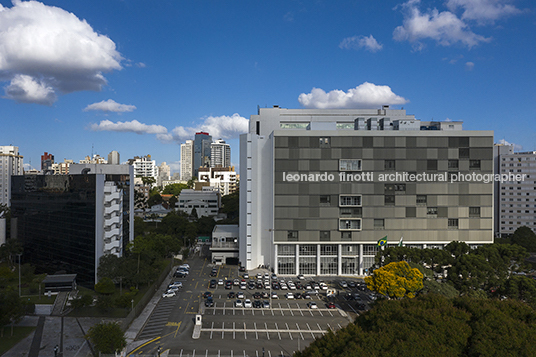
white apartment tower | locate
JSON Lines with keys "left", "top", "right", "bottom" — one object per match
{"left": 157, "top": 162, "right": 171, "bottom": 187}
{"left": 129, "top": 155, "right": 158, "bottom": 180}
{"left": 181, "top": 140, "right": 194, "bottom": 181}
{"left": 211, "top": 139, "right": 231, "bottom": 168}
{"left": 108, "top": 151, "right": 120, "bottom": 165}
{"left": 0, "top": 146, "right": 23, "bottom": 207}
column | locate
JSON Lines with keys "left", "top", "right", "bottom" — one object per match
{"left": 274, "top": 244, "right": 278, "bottom": 275}
{"left": 337, "top": 244, "right": 342, "bottom": 276}
{"left": 316, "top": 244, "right": 321, "bottom": 276}
{"left": 359, "top": 244, "right": 363, "bottom": 275}
{"left": 295, "top": 244, "right": 300, "bottom": 276}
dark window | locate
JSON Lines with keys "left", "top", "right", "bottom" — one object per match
{"left": 469, "top": 207, "right": 480, "bottom": 217}
{"left": 459, "top": 148, "right": 470, "bottom": 158}
{"left": 385, "top": 195, "right": 395, "bottom": 206}
{"left": 320, "top": 231, "right": 330, "bottom": 241}
{"left": 406, "top": 207, "right": 416, "bottom": 217}
{"left": 319, "top": 137, "right": 330, "bottom": 148}
{"left": 384, "top": 160, "right": 396, "bottom": 171}
{"left": 287, "top": 231, "right": 298, "bottom": 240}
{"left": 416, "top": 195, "right": 427, "bottom": 205}
{"left": 341, "top": 231, "right": 352, "bottom": 240}
{"left": 427, "top": 207, "right": 438, "bottom": 215}
{"left": 469, "top": 160, "right": 481, "bottom": 170}
{"left": 340, "top": 207, "right": 362, "bottom": 217}
{"left": 448, "top": 219, "right": 459, "bottom": 229}
{"left": 448, "top": 160, "right": 459, "bottom": 170}
{"left": 320, "top": 195, "right": 331, "bottom": 206}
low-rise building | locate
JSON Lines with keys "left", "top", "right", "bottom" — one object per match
{"left": 177, "top": 188, "right": 220, "bottom": 218}
{"left": 210, "top": 224, "right": 239, "bottom": 265}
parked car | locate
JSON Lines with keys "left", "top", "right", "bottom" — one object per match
{"left": 203, "top": 291, "right": 212, "bottom": 298}
{"left": 339, "top": 281, "right": 348, "bottom": 288}
{"left": 170, "top": 281, "right": 183, "bottom": 288}
{"left": 237, "top": 291, "right": 245, "bottom": 299}
{"left": 235, "top": 299, "right": 243, "bottom": 307}
{"left": 205, "top": 297, "right": 214, "bottom": 307}
{"left": 243, "top": 273, "right": 249, "bottom": 279}
{"left": 271, "top": 274, "right": 277, "bottom": 280}
{"left": 285, "top": 293, "right": 295, "bottom": 299}
{"left": 262, "top": 300, "right": 270, "bottom": 308}
{"left": 326, "top": 302, "right": 336, "bottom": 309}
{"left": 244, "top": 299, "right": 252, "bottom": 308}
{"left": 209, "top": 280, "right": 217, "bottom": 288}
{"left": 239, "top": 266, "right": 246, "bottom": 272}
{"left": 228, "top": 292, "right": 235, "bottom": 299}
{"left": 162, "top": 291, "right": 176, "bottom": 298}
{"left": 253, "top": 300, "right": 262, "bottom": 308}
{"left": 297, "top": 274, "right": 305, "bottom": 280}
{"left": 271, "top": 292, "right": 278, "bottom": 299}
{"left": 307, "top": 302, "right": 318, "bottom": 309}
{"left": 233, "top": 279, "right": 240, "bottom": 286}
{"left": 256, "top": 273, "right": 263, "bottom": 279}
{"left": 253, "top": 292, "right": 262, "bottom": 299}
{"left": 262, "top": 291, "right": 269, "bottom": 298}
{"left": 218, "top": 279, "right": 224, "bottom": 285}
{"left": 356, "top": 303, "right": 367, "bottom": 311}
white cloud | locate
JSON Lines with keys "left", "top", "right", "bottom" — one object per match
{"left": 446, "top": 0, "right": 522, "bottom": 23}
{"left": 339, "top": 35, "right": 383, "bottom": 52}
{"left": 0, "top": 0, "right": 122, "bottom": 104}
{"left": 497, "top": 139, "right": 522, "bottom": 151}
{"left": 88, "top": 114, "right": 249, "bottom": 144}
{"left": 89, "top": 120, "right": 168, "bottom": 135}
{"left": 4, "top": 74, "right": 56, "bottom": 105}
{"left": 393, "top": 0, "right": 492, "bottom": 49}
{"left": 84, "top": 99, "right": 137, "bottom": 113}
{"left": 298, "top": 82, "right": 409, "bottom": 109}
{"left": 465, "top": 61, "right": 475, "bottom": 70}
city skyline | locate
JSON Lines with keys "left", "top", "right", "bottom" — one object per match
{"left": 1, "top": 0, "right": 534, "bottom": 173}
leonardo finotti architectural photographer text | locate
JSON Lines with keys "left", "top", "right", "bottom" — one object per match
{"left": 282, "top": 171, "right": 526, "bottom": 184}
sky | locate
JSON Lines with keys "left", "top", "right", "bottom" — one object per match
{"left": 0, "top": 0, "right": 534, "bottom": 174}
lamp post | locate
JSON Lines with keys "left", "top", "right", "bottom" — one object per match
{"left": 54, "top": 345, "right": 59, "bottom": 357}
{"left": 17, "top": 253, "right": 22, "bottom": 297}
{"left": 157, "top": 346, "right": 162, "bottom": 357}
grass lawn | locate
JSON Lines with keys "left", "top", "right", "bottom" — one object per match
{"left": 23, "top": 294, "right": 57, "bottom": 305}
{"left": 0, "top": 326, "right": 36, "bottom": 355}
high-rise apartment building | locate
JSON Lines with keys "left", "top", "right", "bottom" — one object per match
{"left": 211, "top": 139, "right": 231, "bottom": 168}
{"left": 10, "top": 164, "right": 134, "bottom": 287}
{"left": 181, "top": 140, "right": 194, "bottom": 181}
{"left": 0, "top": 146, "right": 24, "bottom": 207}
{"left": 41, "top": 152, "right": 54, "bottom": 172}
{"left": 108, "top": 150, "right": 120, "bottom": 165}
{"left": 240, "top": 106, "right": 494, "bottom": 275}
{"left": 193, "top": 132, "right": 212, "bottom": 178}
{"left": 157, "top": 162, "right": 171, "bottom": 187}
{"left": 198, "top": 166, "right": 238, "bottom": 196}
{"left": 496, "top": 147, "right": 536, "bottom": 236}
{"left": 128, "top": 155, "right": 158, "bottom": 180}
{"left": 80, "top": 155, "right": 107, "bottom": 164}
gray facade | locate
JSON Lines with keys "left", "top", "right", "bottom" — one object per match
{"left": 240, "top": 107, "right": 494, "bottom": 276}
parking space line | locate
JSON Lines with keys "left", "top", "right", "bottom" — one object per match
{"left": 210, "top": 322, "right": 214, "bottom": 339}
{"left": 307, "top": 323, "right": 314, "bottom": 338}
{"left": 233, "top": 322, "right": 236, "bottom": 339}
{"left": 254, "top": 322, "right": 258, "bottom": 339}
{"left": 317, "top": 323, "right": 324, "bottom": 335}
{"left": 318, "top": 309, "right": 323, "bottom": 317}
{"left": 193, "top": 349, "right": 196, "bottom": 357}
{"left": 213, "top": 303, "right": 216, "bottom": 315}
{"left": 275, "top": 323, "right": 281, "bottom": 340}
{"left": 268, "top": 351, "right": 271, "bottom": 357}
{"left": 296, "top": 323, "right": 304, "bottom": 340}
{"left": 244, "top": 322, "right": 247, "bottom": 339}
{"left": 279, "top": 303, "right": 284, "bottom": 316}
{"left": 338, "top": 323, "right": 342, "bottom": 330}
{"left": 286, "top": 323, "right": 293, "bottom": 340}
{"left": 327, "top": 323, "right": 332, "bottom": 332}
{"left": 205, "top": 350, "right": 208, "bottom": 357}
{"left": 288, "top": 303, "right": 294, "bottom": 316}
{"left": 222, "top": 322, "right": 225, "bottom": 339}
{"left": 180, "top": 349, "right": 183, "bottom": 357}
{"left": 265, "top": 322, "right": 270, "bottom": 340}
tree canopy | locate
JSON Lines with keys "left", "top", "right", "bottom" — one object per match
{"left": 365, "top": 261, "right": 423, "bottom": 299}
{"left": 162, "top": 183, "right": 188, "bottom": 196}
{"left": 87, "top": 321, "right": 126, "bottom": 354}
{"left": 511, "top": 226, "right": 536, "bottom": 252}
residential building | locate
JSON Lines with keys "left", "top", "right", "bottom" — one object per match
{"left": 10, "top": 164, "right": 134, "bottom": 287}
{"left": 177, "top": 188, "right": 220, "bottom": 218}
{"left": 181, "top": 140, "right": 194, "bottom": 181}
{"left": 79, "top": 154, "right": 107, "bottom": 164}
{"left": 210, "top": 224, "right": 239, "bottom": 265}
{"left": 41, "top": 152, "right": 54, "bottom": 173}
{"left": 240, "top": 106, "right": 494, "bottom": 275}
{"left": 493, "top": 143, "right": 514, "bottom": 236}
{"left": 108, "top": 150, "right": 120, "bottom": 165}
{"left": 157, "top": 162, "right": 171, "bottom": 187}
{"left": 193, "top": 132, "right": 212, "bottom": 178}
{"left": 198, "top": 166, "right": 238, "bottom": 196}
{"left": 51, "top": 159, "right": 73, "bottom": 175}
{"left": 0, "top": 145, "right": 24, "bottom": 207}
{"left": 496, "top": 148, "right": 536, "bottom": 236}
{"left": 211, "top": 139, "right": 231, "bottom": 168}
{"left": 128, "top": 155, "right": 158, "bottom": 180}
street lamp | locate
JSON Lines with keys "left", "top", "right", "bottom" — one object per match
{"left": 157, "top": 346, "right": 162, "bottom": 357}
{"left": 17, "top": 253, "right": 22, "bottom": 297}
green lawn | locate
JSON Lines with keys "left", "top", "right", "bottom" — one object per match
{"left": 0, "top": 326, "right": 36, "bottom": 355}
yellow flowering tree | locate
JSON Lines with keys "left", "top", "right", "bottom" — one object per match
{"left": 365, "top": 261, "right": 423, "bottom": 299}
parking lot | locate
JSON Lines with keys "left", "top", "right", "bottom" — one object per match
{"left": 130, "top": 253, "right": 372, "bottom": 357}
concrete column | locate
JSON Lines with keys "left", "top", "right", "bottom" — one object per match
{"left": 337, "top": 244, "right": 342, "bottom": 276}
{"left": 359, "top": 244, "right": 363, "bottom": 275}
{"left": 295, "top": 244, "right": 300, "bottom": 275}
{"left": 274, "top": 244, "right": 278, "bottom": 275}
{"left": 316, "top": 244, "right": 321, "bottom": 276}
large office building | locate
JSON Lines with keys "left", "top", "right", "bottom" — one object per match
{"left": 211, "top": 139, "right": 231, "bottom": 168}
{"left": 240, "top": 106, "right": 494, "bottom": 275}
{"left": 496, "top": 147, "right": 536, "bottom": 236}
{"left": 10, "top": 164, "right": 134, "bottom": 287}
{"left": 0, "top": 146, "right": 24, "bottom": 207}
{"left": 193, "top": 132, "right": 212, "bottom": 178}
{"left": 181, "top": 140, "right": 194, "bottom": 181}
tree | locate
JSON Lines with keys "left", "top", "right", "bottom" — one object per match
{"left": 140, "top": 176, "right": 156, "bottom": 186}
{"left": 0, "top": 290, "right": 29, "bottom": 337}
{"left": 97, "top": 255, "right": 122, "bottom": 282}
{"left": 87, "top": 321, "right": 126, "bottom": 354}
{"left": 94, "top": 277, "right": 116, "bottom": 295}
{"left": 511, "top": 226, "right": 536, "bottom": 252}
{"left": 168, "top": 195, "right": 178, "bottom": 209}
{"left": 162, "top": 183, "right": 188, "bottom": 196}
{"left": 147, "top": 193, "right": 163, "bottom": 207}
{"left": 365, "top": 261, "right": 423, "bottom": 299}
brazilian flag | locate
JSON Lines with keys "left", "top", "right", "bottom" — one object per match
{"left": 377, "top": 236, "right": 387, "bottom": 247}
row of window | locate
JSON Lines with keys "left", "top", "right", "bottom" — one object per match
{"left": 338, "top": 158, "right": 483, "bottom": 172}
{"left": 278, "top": 244, "right": 381, "bottom": 256}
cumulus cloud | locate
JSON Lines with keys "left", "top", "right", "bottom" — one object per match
{"left": 88, "top": 114, "right": 249, "bottom": 144}
{"left": 497, "top": 139, "right": 522, "bottom": 151}
{"left": 298, "top": 82, "right": 409, "bottom": 109}
{"left": 393, "top": 0, "right": 492, "bottom": 49}
{"left": 84, "top": 99, "right": 137, "bottom": 113}
{"left": 339, "top": 35, "right": 383, "bottom": 52}
{"left": 446, "top": 0, "right": 522, "bottom": 23}
{"left": 465, "top": 61, "right": 475, "bottom": 70}
{"left": 0, "top": 0, "right": 122, "bottom": 104}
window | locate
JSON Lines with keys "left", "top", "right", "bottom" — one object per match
{"left": 319, "top": 231, "right": 330, "bottom": 241}
{"left": 287, "top": 231, "right": 298, "bottom": 240}
{"left": 278, "top": 257, "right": 295, "bottom": 275}
{"left": 385, "top": 195, "right": 395, "bottom": 206}
{"left": 341, "top": 257, "right": 359, "bottom": 275}
{"left": 469, "top": 160, "right": 481, "bottom": 170}
{"left": 320, "top": 195, "right": 331, "bottom": 206}
{"left": 340, "top": 195, "right": 362, "bottom": 206}
{"left": 374, "top": 219, "right": 385, "bottom": 229}
{"left": 448, "top": 160, "right": 459, "bottom": 170}
{"left": 395, "top": 184, "right": 406, "bottom": 192}
{"left": 340, "top": 207, "right": 362, "bottom": 217}
{"left": 320, "top": 245, "right": 337, "bottom": 255}
{"left": 339, "top": 159, "right": 362, "bottom": 171}
{"left": 299, "top": 245, "right": 317, "bottom": 256}
{"left": 337, "top": 122, "right": 354, "bottom": 130}
{"left": 448, "top": 219, "right": 459, "bottom": 229}
{"left": 320, "top": 257, "right": 338, "bottom": 275}
{"left": 427, "top": 207, "right": 438, "bottom": 215}
{"left": 416, "top": 195, "right": 427, "bottom": 205}
{"left": 299, "top": 257, "right": 316, "bottom": 275}
{"left": 341, "top": 244, "right": 358, "bottom": 255}
{"left": 278, "top": 245, "right": 296, "bottom": 256}
{"left": 280, "top": 122, "right": 309, "bottom": 129}
{"left": 339, "top": 219, "right": 362, "bottom": 231}
{"left": 341, "top": 231, "right": 352, "bottom": 240}
{"left": 469, "top": 207, "right": 481, "bottom": 217}
{"left": 385, "top": 160, "right": 396, "bottom": 171}
{"left": 319, "top": 137, "right": 330, "bottom": 148}
{"left": 459, "top": 148, "right": 470, "bottom": 158}
{"left": 363, "top": 245, "right": 379, "bottom": 255}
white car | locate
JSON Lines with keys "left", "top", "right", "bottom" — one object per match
{"left": 339, "top": 281, "right": 348, "bottom": 288}
{"left": 307, "top": 302, "right": 318, "bottom": 309}
{"left": 257, "top": 273, "right": 263, "bottom": 279}
{"left": 218, "top": 279, "right": 224, "bottom": 285}
{"left": 280, "top": 283, "right": 288, "bottom": 290}
{"left": 167, "top": 286, "right": 179, "bottom": 292}
{"left": 233, "top": 279, "right": 240, "bottom": 286}
{"left": 237, "top": 291, "right": 245, "bottom": 299}
{"left": 288, "top": 283, "right": 296, "bottom": 290}
{"left": 182, "top": 264, "right": 190, "bottom": 269}
{"left": 285, "top": 293, "right": 294, "bottom": 299}
{"left": 264, "top": 273, "right": 270, "bottom": 279}
{"left": 235, "top": 299, "right": 243, "bottom": 307}
{"left": 244, "top": 299, "right": 252, "bottom": 308}
{"left": 271, "top": 292, "right": 278, "bottom": 299}
{"left": 319, "top": 282, "right": 328, "bottom": 290}
{"left": 162, "top": 291, "right": 176, "bottom": 298}
{"left": 170, "top": 282, "right": 183, "bottom": 288}
{"left": 297, "top": 274, "right": 305, "bottom": 280}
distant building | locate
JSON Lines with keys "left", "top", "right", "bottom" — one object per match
{"left": 80, "top": 154, "right": 107, "bottom": 164}
{"left": 177, "top": 188, "right": 220, "bottom": 218}
{"left": 10, "top": 164, "right": 134, "bottom": 287}
{"left": 198, "top": 166, "right": 238, "bottom": 196}
{"left": 194, "top": 132, "right": 212, "bottom": 178}
{"left": 210, "top": 224, "right": 239, "bottom": 265}
{"left": 128, "top": 155, "right": 158, "bottom": 181}
{"left": 51, "top": 159, "right": 73, "bottom": 175}
{"left": 496, "top": 147, "right": 536, "bottom": 237}
{"left": 108, "top": 150, "right": 120, "bottom": 165}
{"left": 211, "top": 139, "right": 231, "bottom": 168}
{"left": 181, "top": 140, "right": 194, "bottom": 181}
{"left": 157, "top": 162, "right": 171, "bottom": 187}
{"left": 0, "top": 145, "right": 23, "bottom": 207}
{"left": 41, "top": 152, "right": 54, "bottom": 172}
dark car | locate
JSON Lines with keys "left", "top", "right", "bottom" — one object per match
{"left": 253, "top": 292, "right": 262, "bottom": 299}
{"left": 210, "top": 269, "right": 218, "bottom": 277}
{"left": 239, "top": 266, "right": 246, "bottom": 272}
{"left": 326, "top": 302, "right": 336, "bottom": 309}
{"left": 348, "top": 281, "right": 357, "bottom": 288}
{"left": 261, "top": 291, "right": 269, "bottom": 298}
{"left": 205, "top": 297, "right": 214, "bottom": 307}
{"left": 209, "top": 280, "right": 217, "bottom": 288}
{"left": 253, "top": 300, "right": 262, "bottom": 308}
{"left": 228, "top": 292, "right": 235, "bottom": 299}
{"left": 225, "top": 281, "right": 233, "bottom": 289}
{"left": 203, "top": 291, "right": 212, "bottom": 298}
{"left": 356, "top": 303, "right": 367, "bottom": 311}
{"left": 295, "top": 293, "right": 302, "bottom": 299}
{"left": 174, "top": 271, "right": 186, "bottom": 278}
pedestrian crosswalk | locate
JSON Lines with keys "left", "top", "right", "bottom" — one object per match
{"left": 137, "top": 295, "right": 179, "bottom": 340}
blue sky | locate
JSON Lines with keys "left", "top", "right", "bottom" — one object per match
{"left": 0, "top": 0, "right": 534, "bottom": 173}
